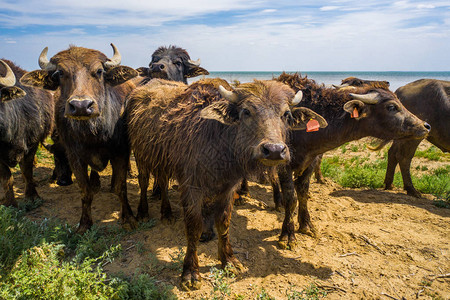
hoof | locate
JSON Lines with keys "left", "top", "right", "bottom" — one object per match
{"left": 136, "top": 212, "right": 150, "bottom": 223}
{"left": 406, "top": 189, "right": 422, "bottom": 198}
{"left": 298, "top": 227, "right": 317, "bottom": 238}
{"left": 56, "top": 177, "right": 73, "bottom": 186}
{"left": 199, "top": 231, "right": 216, "bottom": 243}
{"left": 76, "top": 223, "right": 93, "bottom": 235}
{"left": 122, "top": 216, "right": 139, "bottom": 231}
{"left": 225, "top": 259, "right": 246, "bottom": 274}
{"left": 180, "top": 278, "right": 201, "bottom": 291}
{"left": 278, "top": 239, "right": 298, "bottom": 250}
{"left": 161, "top": 214, "right": 176, "bottom": 225}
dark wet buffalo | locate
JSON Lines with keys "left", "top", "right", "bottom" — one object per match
{"left": 0, "top": 59, "right": 53, "bottom": 207}
{"left": 126, "top": 77, "right": 327, "bottom": 290}
{"left": 384, "top": 79, "right": 449, "bottom": 197}
{"left": 270, "top": 73, "right": 430, "bottom": 250}
{"left": 20, "top": 44, "right": 138, "bottom": 233}
{"left": 137, "top": 45, "right": 209, "bottom": 84}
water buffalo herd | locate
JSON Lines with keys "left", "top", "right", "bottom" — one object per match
{"left": 1, "top": 44, "right": 447, "bottom": 290}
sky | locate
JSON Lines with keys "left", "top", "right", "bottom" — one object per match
{"left": 1, "top": 0, "right": 449, "bottom": 72}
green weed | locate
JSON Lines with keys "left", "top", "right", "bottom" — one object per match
{"left": 287, "top": 283, "right": 327, "bottom": 300}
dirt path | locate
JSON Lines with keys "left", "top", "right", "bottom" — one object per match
{"left": 6, "top": 142, "right": 450, "bottom": 299}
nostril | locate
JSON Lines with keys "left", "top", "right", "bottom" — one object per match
{"left": 87, "top": 100, "right": 94, "bottom": 109}
{"left": 424, "top": 122, "right": 431, "bottom": 131}
{"left": 281, "top": 146, "right": 287, "bottom": 155}
{"left": 68, "top": 102, "right": 77, "bottom": 114}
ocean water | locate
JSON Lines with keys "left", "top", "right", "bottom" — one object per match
{"left": 194, "top": 71, "right": 450, "bottom": 91}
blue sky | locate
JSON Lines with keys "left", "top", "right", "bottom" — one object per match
{"left": 1, "top": 0, "right": 449, "bottom": 71}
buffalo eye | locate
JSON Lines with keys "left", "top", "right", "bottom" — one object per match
{"left": 282, "top": 110, "right": 292, "bottom": 119}
{"left": 174, "top": 61, "right": 182, "bottom": 67}
{"left": 240, "top": 108, "right": 251, "bottom": 119}
{"left": 387, "top": 104, "right": 398, "bottom": 112}
{"left": 95, "top": 68, "right": 104, "bottom": 78}
{"left": 51, "top": 70, "right": 63, "bottom": 80}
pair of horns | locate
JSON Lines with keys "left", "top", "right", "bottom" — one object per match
{"left": 350, "top": 92, "right": 381, "bottom": 104}
{"left": 39, "top": 43, "right": 122, "bottom": 71}
{"left": 0, "top": 60, "right": 16, "bottom": 87}
{"left": 218, "top": 85, "right": 303, "bottom": 105}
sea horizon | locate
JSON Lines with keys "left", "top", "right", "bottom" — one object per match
{"left": 194, "top": 71, "right": 450, "bottom": 91}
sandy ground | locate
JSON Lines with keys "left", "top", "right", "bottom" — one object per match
{"left": 5, "top": 140, "right": 450, "bottom": 299}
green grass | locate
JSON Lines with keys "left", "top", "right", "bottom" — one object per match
{"left": 321, "top": 155, "right": 450, "bottom": 205}
{"left": 0, "top": 205, "right": 174, "bottom": 299}
{"left": 415, "top": 146, "right": 443, "bottom": 161}
{"left": 286, "top": 283, "right": 328, "bottom": 300}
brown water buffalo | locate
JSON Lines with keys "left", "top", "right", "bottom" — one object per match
{"left": 334, "top": 76, "right": 390, "bottom": 90}
{"left": 1, "top": 59, "right": 53, "bottom": 207}
{"left": 270, "top": 73, "right": 430, "bottom": 250}
{"left": 384, "top": 79, "right": 449, "bottom": 197}
{"left": 126, "top": 77, "right": 327, "bottom": 290}
{"left": 137, "top": 45, "right": 209, "bottom": 84}
{"left": 20, "top": 44, "right": 138, "bottom": 233}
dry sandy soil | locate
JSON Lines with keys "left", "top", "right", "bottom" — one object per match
{"left": 6, "top": 140, "right": 450, "bottom": 299}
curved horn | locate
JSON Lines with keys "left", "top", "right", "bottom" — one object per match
{"left": 332, "top": 83, "right": 349, "bottom": 89}
{"left": 0, "top": 60, "right": 16, "bottom": 87}
{"left": 104, "top": 43, "right": 121, "bottom": 68}
{"left": 291, "top": 90, "right": 303, "bottom": 105}
{"left": 218, "top": 85, "right": 238, "bottom": 103}
{"left": 187, "top": 58, "right": 201, "bottom": 66}
{"left": 349, "top": 92, "right": 380, "bottom": 104}
{"left": 39, "top": 47, "right": 57, "bottom": 71}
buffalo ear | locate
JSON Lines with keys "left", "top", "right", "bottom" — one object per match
{"left": 290, "top": 107, "right": 328, "bottom": 130}
{"left": 200, "top": 101, "right": 238, "bottom": 125}
{"left": 105, "top": 66, "right": 138, "bottom": 86}
{"left": 20, "top": 70, "right": 59, "bottom": 90}
{"left": 136, "top": 67, "right": 149, "bottom": 77}
{"left": 185, "top": 65, "right": 209, "bottom": 78}
{"left": 343, "top": 100, "right": 367, "bottom": 120}
{"left": 0, "top": 86, "right": 26, "bottom": 102}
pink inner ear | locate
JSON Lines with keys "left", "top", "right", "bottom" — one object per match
{"left": 351, "top": 107, "right": 359, "bottom": 118}
{"left": 306, "top": 119, "right": 320, "bottom": 132}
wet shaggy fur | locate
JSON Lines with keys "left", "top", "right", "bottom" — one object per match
{"left": 20, "top": 45, "right": 139, "bottom": 233}
{"left": 340, "top": 76, "right": 390, "bottom": 90}
{"left": 269, "top": 73, "right": 429, "bottom": 250}
{"left": 0, "top": 59, "right": 54, "bottom": 207}
{"left": 126, "top": 77, "right": 297, "bottom": 290}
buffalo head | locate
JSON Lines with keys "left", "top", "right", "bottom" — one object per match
{"left": 0, "top": 59, "right": 26, "bottom": 102}
{"left": 343, "top": 88, "right": 430, "bottom": 140}
{"left": 20, "top": 44, "right": 137, "bottom": 120}
{"left": 200, "top": 80, "right": 327, "bottom": 166}
{"left": 137, "top": 45, "right": 209, "bottom": 84}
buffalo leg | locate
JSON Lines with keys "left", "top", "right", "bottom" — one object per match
{"left": 215, "top": 191, "right": 243, "bottom": 271}
{"left": 111, "top": 156, "right": 137, "bottom": 231}
{"left": 199, "top": 203, "right": 216, "bottom": 242}
{"left": 90, "top": 170, "right": 101, "bottom": 194}
{"left": 268, "top": 171, "right": 283, "bottom": 211}
{"left": 398, "top": 139, "right": 422, "bottom": 197}
{"left": 158, "top": 175, "right": 174, "bottom": 223}
{"left": 294, "top": 163, "right": 316, "bottom": 236}
{"left": 136, "top": 166, "right": 150, "bottom": 221}
{"left": 278, "top": 165, "right": 298, "bottom": 250}
{"left": 180, "top": 187, "right": 203, "bottom": 291}
{"left": 0, "top": 163, "right": 16, "bottom": 207}
{"left": 234, "top": 178, "right": 248, "bottom": 206}
{"left": 313, "top": 154, "right": 325, "bottom": 184}
{"left": 19, "top": 144, "right": 40, "bottom": 202}
{"left": 50, "top": 130, "right": 73, "bottom": 186}
{"left": 71, "top": 162, "right": 94, "bottom": 234}
{"left": 384, "top": 141, "right": 400, "bottom": 190}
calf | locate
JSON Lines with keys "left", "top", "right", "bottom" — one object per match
{"left": 126, "top": 77, "right": 326, "bottom": 290}
{"left": 273, "top": 73, "right": 430, "bottom": 250}
{"left": 1, "top": 59, "right": 53, "bottom": 207}
{"left": 21, "top": 44, "right": 138, "bottom": 233}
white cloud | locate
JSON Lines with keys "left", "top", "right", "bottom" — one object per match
{"left": 0, "top": 1, "right": 448, "bottom": 71}
{"left": 320, "top": 6, "right": 340, "bottom": 11}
